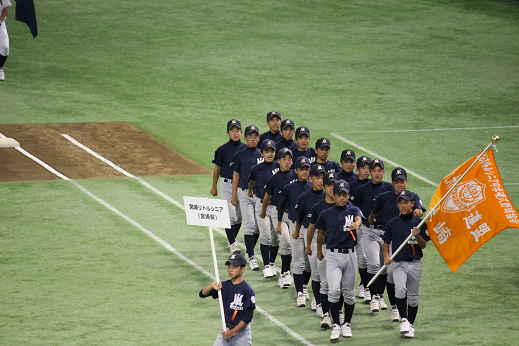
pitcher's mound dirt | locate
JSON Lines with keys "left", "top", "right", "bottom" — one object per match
{"left": 0, "top": 122, "right": 211, "bottom": 182}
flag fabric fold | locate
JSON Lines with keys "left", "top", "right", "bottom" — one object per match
{"left": 15, "top": 0, "right": 37, "bottom": 38}
{"left": 426, "top": 149, "right": 519, "bottom": 273}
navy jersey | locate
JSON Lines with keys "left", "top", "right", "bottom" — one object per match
{"left": 264, "top": 170, "right": 298, "bottom": 207}
{"left": 382, "top": 213, "right": 430, "bottom": 261}
{"left": 348, "top": 178, "right": 369, "bottom": 202}
{"left": 315, "top": 204, "right": 364, "bottom": 249}
{"left": 309, "top": 199, "right": 336, "bottom": 226}
{"left": 292, "top": 148, "right": 317, "bottom": 168}
{"left": 296, "top": 188, "right": 325, "bottom": 228}
{"left": 232, "top": 147, "right": 263, "bottom": 189}
{"left": 259, "top": 131, "right": 282, "bottom": 148}
{"left": 372, "top": 190, "right": 426, "bottom": 229}
{"left": 204, "top": 279, "right": 256, "bottom": 325}
{"left": 276, "top": 138, "right": 298, "bottom": 153}
{"left": 316, "top": 160, "right": 342, "bottom": 174}
{"left": 339, "top": 170, "right": 359, "bottom": 184}
{"left": 352, "top": 181, "right": 394, "bottom": 226}
{"left": 212, "top": 140, "right": 247, "bottom": 179}
{"left": 278, "top": 180, "right": 311, "bottom": 222}
{"left": 249, "top": 161, "right": 280, "bottom": 200}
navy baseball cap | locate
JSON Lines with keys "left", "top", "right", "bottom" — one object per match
{"left": 315, "top": 138, "right": 331, "bottom": 149}
{"left": 225, "top": 253, "right": 247, "bottom": 267}
{"left": 261, "top": 139, "right": 276, "bottom": 151}
{"left": 280, "top": 119, "right": 295, "bottom": 130}
{"left": 341, "top": 149, "right": 356, "bottom": 162}
{"left": 392, "top": 167, "right": 408, "bottom": 182}
{"left": 277, "top": 147, "right": 293, "bottom": 160}
{"left": 396, "top": 190, "right": 413, "bottom": 201}
{"left": 323, "top": 171, "right": 338, "bottom": 185}
{"left": 333, "top": 180, "right": 350, "bottom": 194}
{"left": 295, "top": 126, "right": 310, "bottom": 138}
{"left": 369, "top": 158, "right": 384, "bottom": 170}
{"left": 295, "top": 156, "right": 311, "bottom": 169}
{"left": 310, "top": 164, "right": 325, "bottom": 177}
{"left": 244, "top": 125, "right": 260, "bottom": 136}
{"left": 267, "top": 110, "right": 281, "bottom": 121}
{"left": 227, "top": 119, "right": 242, "bottom": 131}
{"left": 356, "top": 156, "right": 371, "bottom": 168}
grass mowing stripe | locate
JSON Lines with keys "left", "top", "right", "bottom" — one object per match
{"left": 330, "top": 132, "right": 438, "bottom": 187}
{"left": 10, "top": 138, "right": 315, "bottom": 346}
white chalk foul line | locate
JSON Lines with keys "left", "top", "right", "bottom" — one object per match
{"left": 3, "top": 132, "right": 314, "bottom": 346}
{"left": 330, "top": 133, "right": 438, "bottom": 187}
{"left": 335, "top": 125, "right": 519, "bottom": 134}
{"left": 59, "top": 134, "right": 312, "bottom": 345}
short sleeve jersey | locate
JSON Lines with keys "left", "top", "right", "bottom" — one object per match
{"left": 232, "top": 147, "right": 263, "bottom": 189}
{"left": 371, "top": 190, "right": 425, "bottom": 229}
{"left": 296, "top": 188, "right": 325, "bottom": 228}
{"left": 278, "top": 180, "right": 311, "bottom": 222}
{"left": 348, "top": 178, "right": 369, "bottom": 202}
{"left": 339, "top": 170, "right": 359, "bottom": 184}
{"left": 314, "top": 204, "right": 364, "bottom": 249}
{"left": 207, "top": 279, "right": 256, "bottom": 324}
{"left": 276, "top": 138, "right": 298, "bottom": 153}
{"left": 212, "top": 140, "right": 247, "bottom": 179}
{"left": 382, "top": 214, "right": 430, "bottom": 261}
{"left": 249, "top": 161, "right": 280, "bottom": 200}
{"left": 317, "top": 160, "right": 342, "bottom": 174}
{"left": 264, "top": 170, "right": 298, "bottom": 207}
{"left": 259, "top": 131, "right": 282, "bottom": 148}
{"left": 292, "top": 148, "right": 317, "bottom": 168}
{"left": 0, "top": 0, "right": 12, "bottom": 23}
{"left": 352, "top": 181, "right": 394, "bottom": 226}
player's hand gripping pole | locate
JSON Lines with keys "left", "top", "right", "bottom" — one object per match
{"left": 209, "top": 227, "right": 227, "bottom": 331}
{"left": 366, "top": 136, "right": 499, "bottom": 288}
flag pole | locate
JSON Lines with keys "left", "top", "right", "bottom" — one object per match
{"left": 366, "top": 136, "right": 499, "bottom": 288}
{"left": 209, "top": 226, "right": 227, "bottom": 331}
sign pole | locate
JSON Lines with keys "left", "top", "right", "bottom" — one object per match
{"left": 209, "top": 226, "right": 227, "bottom": 331}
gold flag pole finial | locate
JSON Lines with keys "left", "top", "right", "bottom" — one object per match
{"left": 491, "top": 135, "right": 500, "bottom": 144}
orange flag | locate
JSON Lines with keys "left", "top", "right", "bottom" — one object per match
{"left": 426, "top": 149, "right": 519, "bottom": 273}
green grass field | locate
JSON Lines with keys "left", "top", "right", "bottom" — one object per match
{"left": 1, "top": 0, "right": 519, "bottom": 345}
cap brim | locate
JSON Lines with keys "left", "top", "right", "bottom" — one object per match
{"left": 334, "top": 188, "right": 350, "bottom": 194}
{"left": 397, "top": 196, "right": 412, "bottom": 201}
{"left": 393, "top": 174, "right": 407, "bottom": 181}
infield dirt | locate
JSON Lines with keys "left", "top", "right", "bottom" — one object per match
{"left": 0, "top": 122, "right": 211, "bottom": 182}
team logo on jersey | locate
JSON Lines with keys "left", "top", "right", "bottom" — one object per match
{"left": 257, "top": 157, "right": 264, "bottom": 164}
{"left": 408, "top": 234, "right": 418, "bottom": 245}
{"left": 343, "top": 215, "right": 354, "bottom": 231}
{"left": 230, "top": 293, "right": 244, "bottom": 310}
{"left": 251, "top": 296, "right": 256, "bottom": 304}
{"left": 441, "top": 179, "right": 486, "bottom": 213}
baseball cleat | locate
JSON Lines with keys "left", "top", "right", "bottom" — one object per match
{"left": 311, "top": 296, "right": 317, "bottom": 311}
{"left": 341, "top": 322, "right": 352, "bottom": 338}
{"left": 0, "top": 68, "right": 4, "bottom": 81}
{"left": 330, "top": 324, "right": 341, "bottom": 343}
{"left": 278, "top": 273, "right": 285, "bottom": 288}
{"left": 390, "top": 306, "right": 401, "bottom": 322}
{"left": 358, "top": 284, "right": 365, "bottom": 298}
{"left": 404, "top": 326, "right": 415, "bottom": 338}
{"left": 379, "top": 296, "right": 388, "bottom": 310}
{"left": 297, "top": 293, "right": 306, "bottom": 307}
{"left": 270, "top": 263, "right": 278, "bottom": 276}
{"left": 364, "top": 288, "right": 371, "bottom": 303}
{"left": 370, "top": 295, "right": 380, "bottom": 312}
{"left": 263, "top": 265, "right": 273, "bottom": 278}
{"left": 282, "top": 273, "right": 293, "bottom": 288}
{"left": 303, "top": 285, "right": 310, "bottom": 301}
{"left": 320, "top": 313, "right": 332, "bottom": 329}
{"left": 249, "top": 256, "right": 259, "bottom": 271}
{"left": 316, "top": 304, "right": 324, "bottom": 317}
{"left": 400, "top": 318, "right": 411, "bottom": 334}
{"left": 229, "top": 242, "right": 241, "bottom": 254}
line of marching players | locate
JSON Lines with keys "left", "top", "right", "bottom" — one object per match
{"left": 210, "top": 112, "right": 430, "bottom": 342}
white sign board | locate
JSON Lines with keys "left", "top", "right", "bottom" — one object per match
{"left": 183, "top": 196, "right": 231, "bottom": 228}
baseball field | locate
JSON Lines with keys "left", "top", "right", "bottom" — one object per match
{"left": 1, "top": 0, "right": 518, "bottom": 345}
